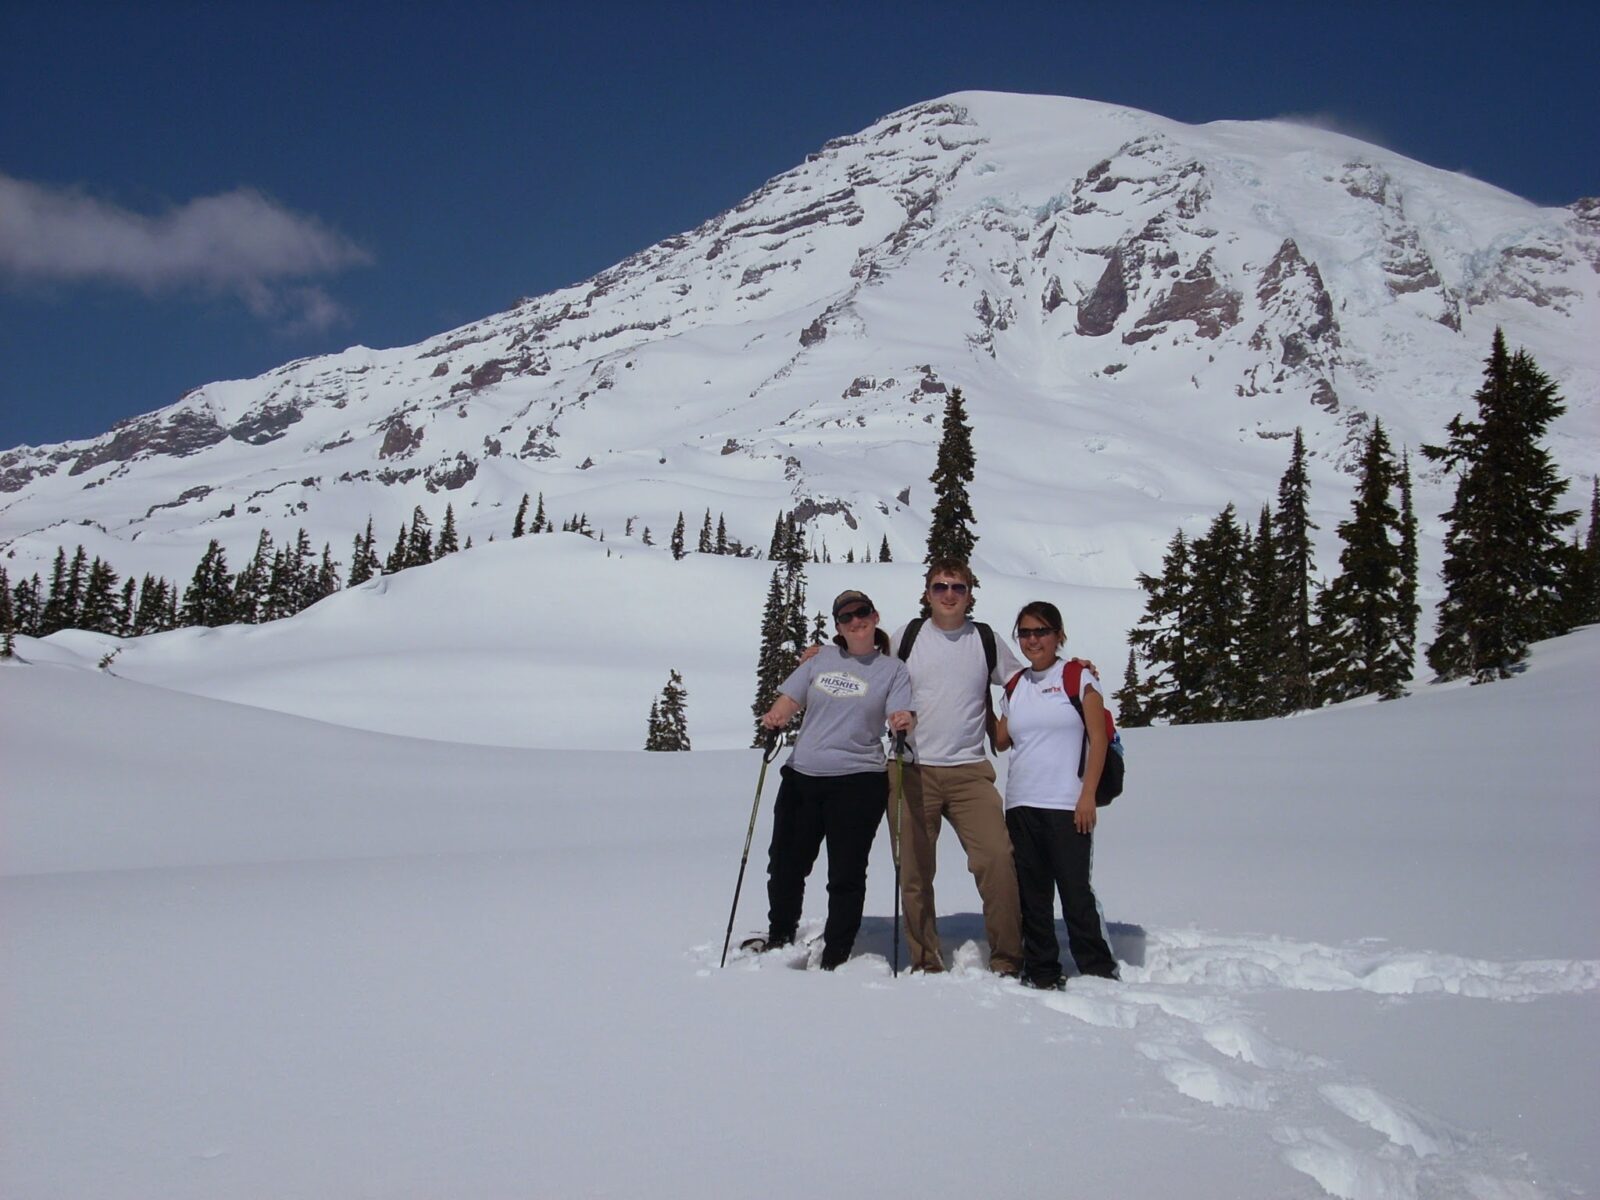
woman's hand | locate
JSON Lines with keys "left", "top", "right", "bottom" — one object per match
{"left": 1074, "top": 793, "right": 1098, "bottom": 834}
{"left": 887, "top": 710, "right": 915, "bottom": 734}
{"left": 762, "top": 695, "right": 801, "bottom": 730}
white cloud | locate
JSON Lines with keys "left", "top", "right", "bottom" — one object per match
{"left": 0, "top": 173, "right": 372, "bottom": 329}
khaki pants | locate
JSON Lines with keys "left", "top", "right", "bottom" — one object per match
{"left": 887, "top": 760, "right": 1022, "bottom": 973}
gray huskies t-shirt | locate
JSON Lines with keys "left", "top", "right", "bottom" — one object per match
{"left": 779, "top": 645, "right": 914, "bottom": 776}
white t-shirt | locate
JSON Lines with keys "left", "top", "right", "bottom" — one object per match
{"left": 891, "top": 619, "right": 1024, "bottom": 767}
{"left": 1000, "top": 659, "right": 1104, "bottom": 811}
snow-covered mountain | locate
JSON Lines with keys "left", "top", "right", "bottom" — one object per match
{"left": 3, "top": 91, "right": 1597, "bottom": 590}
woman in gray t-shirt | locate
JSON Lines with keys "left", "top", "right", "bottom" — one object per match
{"left": 752, "top": 590, "right": 914, "bottom": 969}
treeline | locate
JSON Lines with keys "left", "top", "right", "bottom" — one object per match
{"left": 1117, "top": 330, "right": 1600, "bottom": 724}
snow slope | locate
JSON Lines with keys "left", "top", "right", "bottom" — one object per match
{"left": 3, "top": 627, "right": 1595, "bottom": 1199}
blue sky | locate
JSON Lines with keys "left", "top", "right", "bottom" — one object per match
{"left": 3, "top": 1, "right": 1595, "bottom": 450}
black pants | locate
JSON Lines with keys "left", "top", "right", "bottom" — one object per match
{"left": 766, "top": 767, "right": 887, "bottom": 968}
{"left": 1005, "top": 806, "right": 1119, "bottom": 984}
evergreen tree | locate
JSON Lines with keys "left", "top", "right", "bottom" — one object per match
{"left": 810, "top": 610, "right": 827, "bottom": 645}
{"left": 437, "top": 504, "right": 460, "bottom": 556}
{"left": 1239, "top": 504, "right": 1291, "bottom": 718}
{"left": 671, "top": 512, "right": 687, "bottom": 560}
{"left": 1186, "top": 504, "right": 1248, "bottom": 721}
{"left": 385, "top": 524, "right": 409, "bottom": 575}
{"left": 406, "top": 507, "right": 434, "bottom": 567}
{"left": 1575, "top": 480, "right": 1600, "bottom": 625}
{"left": 644, "top": 698, "right": 664, "bottom": 750}
{"left": 288, "top": 528, "right": 315, "bottom": 612}
{"left": 1397, "top": 450, "right": 1420, "bottom": 671}
{"left": 715, "top": 514, "right": 729, "bottom": 555}
{"left": 925, "top": 386, "right": 978, "bottom": 567}
{"left": 308, "top": 544, "right": 341, "bottom": 605}
{"left": 263, "top": 549, "right": 293, "bottom": 621}
{"left": 512, "top": 493, "right": 530, "bottom": 538}
{"left": 751, "top": 568, "right": 794, "bottom": 745}
{"left": 0, "top": 567, "right": 14, "bottom": 658}
{"left": 117, "top": 577, "right": 136, "bottom": 637}
{"left": 78, "top": 557, "right": 121, "bottom": 635}
{"left": 648, "top": 670, "right": 691, "bottom": 751}
{"left": 131, "top": 575, "right": 168, "bottom": 636}
{"left": 1273, "top": 429, "right": 1318, "bottom": 710}
{"left": 1113, "top": 649, "right": 1146, "bottom": 727}
{"left": 879, "top": 534, "right": 893, "bottom": 563}
{"left": 641, "top": 525, "right": 653, "bottom": 546}
{"left": 533, "top": 493, "right": 548, "bottom": 534}
{"left": 1422, "top": 330, "right": 1577, "bottom": 681}
{"left": 697, "top": 509, "right": 713, "bottom": 554}
{"left": 12, "top": 573, "right": 42, "bottom": 638}
{"left": 348, "top": 518, "right": 380, "bottom": 587}
{"left": 1127, "top": 530, "right": 1194, "bottom": 723}
{"left": 233, "top": 529, "right": 274, "bottom": 623}
{"left": 39, "top": 547, "right": 69, "bottom": 636}
{"left": 62, "top": 545, "right": 89, "bottom": 631}
{"left": 181, "top": 540, "right": 234, "bottom": 627}
{"left": 1316, "top": 419, "right": 1412, "bottom": 702}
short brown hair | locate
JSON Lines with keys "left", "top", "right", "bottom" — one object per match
{"left": 924, "top": 558, "right": 977, "bottom": 613}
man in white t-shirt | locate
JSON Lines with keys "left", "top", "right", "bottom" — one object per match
{"left": 888, "top": 559, "right": 1025, "bottom": 975}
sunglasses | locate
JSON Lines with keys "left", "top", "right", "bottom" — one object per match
{"left": 1017, "top": 626, "right": 1057, "bottom": 641}
{"left": 835, "top": 605, "right": 875, "bottom": 624}
{"left": 930, "top": 581, "right": 970, "bottom": 596}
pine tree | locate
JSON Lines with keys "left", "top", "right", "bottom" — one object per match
{"left": 671, "top": 512, "right": 687, "bottom": 560}
{"left": 512, "top": 493, "right": 530, "bottom": 538}
{"left": 0, "top": 567, "right": 15, "bottom": 658}
{"left": 810, "top": 611, "right": 827, "bottom": 645}
{"left": 1273, "top": 429, "right": 1318, "bottom": 711}
{"left": 39, "top": 547, "right": 69, "bottom": 636}
{"left": 641, "top": 525, "right": 653, "bottom": 546}
{"left": 61, "top": 545, "right": 89, "bottom": 631}
{"left": 117, "top": 577, "right": 136, "bottom": 637}
{"left": 533, "top": 493, "right": 548, "bottom": 534}
{"left": 1316, "top": 419, "right": 1412, "bottom": 703}
{"left": 234, "top": 529, "right": 274, "bottom": 623}
{"left": 751, "top": 568, "right": 794, "bottom": 745}
{"left": 1575, "top": 480, "right": 1600, "bottom": 625}
{"left": 644, "top": 698, "right": 664, "bottom": 750}
{"left": 78, "top": 557, "right": 121, "bottom": 635}
{"left": 879, "top": 535, "right": 892, "bottom": 563}
{"left": 437, "top": 504, "right": 460, "bottom": 556}
{"left": 1113, "top": 649, "right": 1146, "bottom": 727}
{"left": 715, "top": 514, "right": 729, "bottom": 555}
{"left": 1397, "top": 451, "right": 1420, "bottom": 671}
{"left": 406, "top": 507, "right": 434, "bottom": 567}
{"left": 1186, "top": 505, "right": 1248, "bottom": 721}
{"left": 925, "top": 386, "right": 978, "bottom": 566}
{"left": 1239, "top": 504, "right": 1291, "bottom": 718}
{"left": 309, "top": 545, "right": 341, "bottom": 605}
{"left": 181, "top": 540, "right": 234, "bottom": 627}
{"left": 348, "top": 518, "right": 379, "bottom": 587}
{"left": 1422, "top": 330, "right": 1578, "bottom": 681}
{"left": 648, "top": 670, "right": 691, "bottom": 751}
{"left": 697, "top": 509, "right": 713, "bottom": 554}
{"left": 1127, "top": 530, "right": 1194, "bottom": 723}
{"left": 12, "top": 573, "right": 42, "bottom": 638}
{"left": 131, "top": 576, "right": 169, "bottom": 636}
{"left": 385, "top": 524, "right": 409, "bottom": 574}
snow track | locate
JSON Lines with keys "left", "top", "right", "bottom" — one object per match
{"left": 718, "top": 923, "right": 1598, "bottom": 1200}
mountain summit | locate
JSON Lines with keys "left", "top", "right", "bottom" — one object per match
{"left": 2, "top": 92, "right": 1595, "bottom": 585}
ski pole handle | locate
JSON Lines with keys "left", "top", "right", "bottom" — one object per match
{"left": 893, "top": 730, "right": 907, "bottom": 758}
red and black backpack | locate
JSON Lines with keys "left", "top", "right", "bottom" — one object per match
{"left": 1003, "top": 659, "right": 1126, "bottom": 805}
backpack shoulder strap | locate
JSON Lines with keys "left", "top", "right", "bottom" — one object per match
{"left": 896, "top": 616, "right": 926, "bottom": 662}
{"left": 975, "top": 621, "right": 997, "bottom": 677}
{"left": 1001, "top": 668, "right": 1027, "bottom": 700}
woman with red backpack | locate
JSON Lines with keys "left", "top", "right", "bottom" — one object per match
{"left": 993, "top": 600, "right": 1120, "bottom": 989}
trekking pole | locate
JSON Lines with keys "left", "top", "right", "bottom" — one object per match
{"left": 720, "top": 729, "right": 784, "bottom": 968}
{"left": 892, "top": 730, "right": 907, "bottom": 978}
